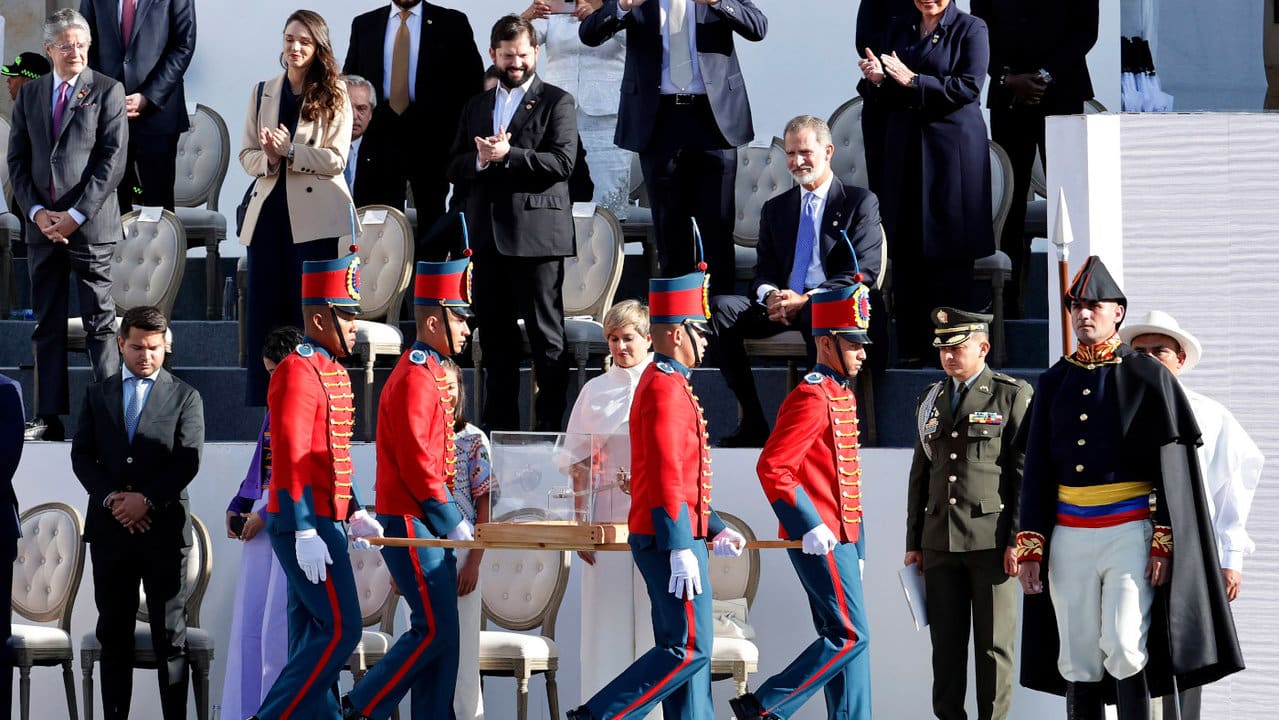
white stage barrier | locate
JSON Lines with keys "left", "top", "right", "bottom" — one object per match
{"left": 13, "top": 443, "right": 1068, "bottom": 719}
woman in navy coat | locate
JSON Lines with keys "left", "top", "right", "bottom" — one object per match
{"left": 857, "top": 0, "right": 992, "bottom": 366}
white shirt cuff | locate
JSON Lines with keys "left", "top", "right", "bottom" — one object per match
{"left": 476, "top": 159, "right": 490, "bottom": 171}
{"left": 1222, "top": 550, "right": 1244, "bottom": 572}
{"left": 756, "top": 283, "right": 778, "bottom": 304}
{"left": 28, "top": 204, "right": 45, "bottom": 222}
{"left": 69, "top": 208, "right": 87, "bottom": 226}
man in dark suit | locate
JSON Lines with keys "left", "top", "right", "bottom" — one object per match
{"left": 580, "top": 0, "right": 767, "bottom": 297}
{"left": 971, "top": 0, "right": 1097, "bottom": 317}
{"left": 7, "top": 8, "right": 127, "bottom": 441}
{"left": 344, "top": 0, "right": 483, "bottom": 254}
{"left": 709, "top": 115, "right": 882, "bottom": 446}
{"left": 341, "top": 73, "right": 383, "bottom": 208}
{"left": 1, "top": 373, "right": 24, "bottom": 720}
{"left": 905, "top": 309, "right": 1032, "bottom": 720}
{"left": 447, "top": 14, "right": 577, "bottom": 432}
{"left": 72, "top": 305, "right": 204, "bottom": 720}
{"left": 80, "top": 0, "right": 194, "bottom": 212}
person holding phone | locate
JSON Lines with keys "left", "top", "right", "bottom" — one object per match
{"left": 220, "top": 326, "right": 303, "bottom": 720}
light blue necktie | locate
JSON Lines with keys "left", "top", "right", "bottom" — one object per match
{"left": 125, "top": 377, "right": 149, "bottom": 442}
{"left": 345, "top": 147, "right": 355, "bottom": 192}
{"left": 789, "top": 192, "right": 819, "bottom": 292}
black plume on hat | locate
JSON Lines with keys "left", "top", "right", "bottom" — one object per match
{"left": 1064, "top": 255, "right": 1127, "bottom": 308}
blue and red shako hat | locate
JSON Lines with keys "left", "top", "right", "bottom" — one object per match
{"left": 649, "top": 218, "right": 710, "bottom": 325}
{"left": 301, "top": 205, "right": 362, "bottom": 312}
{"left": 811, "top": 229, "right": 871, "bottom": 342}
{"left": 414, "top": 212, "right": 473, "bottom": 317}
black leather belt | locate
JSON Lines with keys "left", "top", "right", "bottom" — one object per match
{"left": 663, "top": 93, "right": 704, "bottom": 107}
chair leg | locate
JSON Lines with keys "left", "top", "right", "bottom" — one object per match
{"left": 82, "top": 659, "right": 96, "bottom": 720}
{"left": 63, "top": 661, "right": 80, "bottom": 720}
{"left": 516, "top": 676, "right": 530, "bottom": 720}
{"left": 194, "top": 660, "right": 210, "bottom": 720}
{"left": 546, "top": 670, "right": 561, "bottom": 720}
{"left": 364, "top": 355, "right": 376, "bottom": 441}
{"left": 206, "top": 237, "right": 221, "bottom": 320}
{"left": 734, "top": 666, "right": 749, "bottom": 697}
{"left": 19, "top": 665, "right": 31, "bottom": 720}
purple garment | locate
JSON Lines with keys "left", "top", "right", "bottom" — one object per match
{"left": 228, "top": 414, "right": 271, "bottom": 516}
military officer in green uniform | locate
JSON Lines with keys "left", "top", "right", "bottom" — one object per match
{"left": 904, "top": 307, "right": 1033, "bottom": 720}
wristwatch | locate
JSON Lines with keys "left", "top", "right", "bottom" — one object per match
{"left": 286, "top": 144, "right": 296, "bottom": 161}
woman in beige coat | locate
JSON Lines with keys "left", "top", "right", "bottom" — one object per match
{"left": 240, "top": 9, "right": 354, "bottom": 405}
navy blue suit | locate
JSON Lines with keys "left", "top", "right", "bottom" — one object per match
{"left": 1, "top": 373, "right": 24, "bottom": 720}
{"left": 857, "top": 2, "right": 992, "bottom": 361}
{"left": 580, "top": 0, "right": 767, "bottom": 296}
{"left": 82, "top": 0, "right": 197, "bottom": 210}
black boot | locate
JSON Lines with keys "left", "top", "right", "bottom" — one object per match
{"left": 729, "top": 692, "right": 781, "bottom": 720}
{"left": 1115, "top": 671, "right": 1151, "bottom": 720}
{"left": 1066, "top": 681, "right": 1105, "bottom": 720}
{"left": 566, "top": 706, "right": 593, "bottom": 720}
{"left": 340, "top": 694, "right": 369, "bottom": 720}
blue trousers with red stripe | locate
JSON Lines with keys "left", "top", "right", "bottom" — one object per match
{"left": 753, "top": 542, "right": 871, "bottom": 720}
{"left": 582, "top": 539, "right": 714, "bottom": 720}
{"left": 258, "top": 518, "right": 363, "bottom": 720}
{"left": 347, "top": 514, "right": 459, "bottom": 720}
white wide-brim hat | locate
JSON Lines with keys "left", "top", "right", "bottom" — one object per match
{"left": 1119, "top": 309, "right": 1202, "bottom": 374}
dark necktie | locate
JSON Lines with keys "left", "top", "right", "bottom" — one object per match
{"left": 121, "top": 0, "right": 137, "bottom": 49}
{"left": 951, "top": 381, "right": 968, "bottom": 414}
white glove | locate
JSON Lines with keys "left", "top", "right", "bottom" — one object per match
{"left": 668, "top": 548, "right": 702, "bottom": 599}
{"left": 348, "top": 509, "right": 384, "bottom": 538}
{"left": 295, "top": 530, "right": 333, "bottom": 583}
{"left": 712, "top": 527, "right": 746, "bottom": 557}
{"left": 802, "top": 524, "right": 838, "bottom": 556}
{"left": 447, "top": 518, "right": 475, "bottom": 542}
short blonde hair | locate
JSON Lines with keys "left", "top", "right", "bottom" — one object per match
{"left": 603, "top": 299, "right": 650, "bottom": 337}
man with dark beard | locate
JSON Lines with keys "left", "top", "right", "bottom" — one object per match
{"left": 343, "top": 0, "right": 483, "bottom": 254}
{"left": 447, "top": 14, "right": 577, "bottom": 432}
{"left": 707, "top": 115, "right": 882, "bottom": 446}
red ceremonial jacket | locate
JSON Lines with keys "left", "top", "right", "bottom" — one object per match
{"left": 757, "top": 365, "right": 863, "bottom": 542}
{"left": 267, "top": 341, "right": 360, "bottom": 531}
{"left": 628, "top": 355, "right": 725, "bottom": 550}
{"left": 373, "top": 343, "right": 464, "bottom": 536}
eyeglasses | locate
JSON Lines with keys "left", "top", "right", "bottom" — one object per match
{"left": 49, "top": 42, "right": 89, "bottom": 54}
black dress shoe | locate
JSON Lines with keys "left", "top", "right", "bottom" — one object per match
{"left": 340, "top": 695, "right": 369, "bottom": 720}
{"left": 718, "top": 421, "right": 770, "bottom": 448}
{"left": 729, "top": 692, "right": 779, "bottom": 719}
{"left": 566, "top": 706, "right": 593, "bottom": 720}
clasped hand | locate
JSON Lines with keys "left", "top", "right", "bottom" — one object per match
{"left": 858, "top": 47, "right": 915, "bottom": 88}
{"left": 259, "top": 123, "right": 293, "bottom": 164}
{"left": 108, "top": 491, "right": 151, "bottom": 534}
{"left": 33, "top": 209, "right": 80, "bottom": 244}
{"left": 765, "top": 289, "right": 808, "bottom": 325}
{"left": 475, "top": 126, "right": 512, "bottom": 167}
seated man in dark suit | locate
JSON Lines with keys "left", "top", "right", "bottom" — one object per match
{"left": 72, "top": 306, "right": 204, "bottom": 720}
{"left": 710, "top": 115, "right": 882, "bottom": 446}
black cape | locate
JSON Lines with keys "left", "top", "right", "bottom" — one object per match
{"left": 1019, "top": 344, "right": 1244, "bottom": 699}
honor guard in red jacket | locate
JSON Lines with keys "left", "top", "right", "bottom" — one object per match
{"left": 343, "top": 224, "right": 476, "bottom": 720}
{"left": 253, "top": 246, "right": 385, "bottom": 720}
{"left": 732, "top": 283, "right": 874, "bottom": 720}
{"left": 569, "top": 246, "right": 746, "bottom": 720}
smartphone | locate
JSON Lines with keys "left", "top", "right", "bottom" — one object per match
{"left": 229, "top": 515, "right": 248, "bottom": 537}
{"left": 549, "top": 0, "right": 577, "bottom": 14}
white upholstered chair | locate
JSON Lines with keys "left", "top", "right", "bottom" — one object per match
{"left": 80, "top": 514, "right": 215, "bottom": 720}
{"left": 973, "top": 141, "right": 1016, "bottom": 366}
{"left": 479, "top": 508, "right": 571, "bottom": 720}
{"left": 173, "top": 104, "right": 232, "bottom": 319}
{"left": 472, "top": 206, "right": 625, "bottom": 428}
{"left": 733, "top": 138, "right": 795, "bottom": 281}
{"left": 68, "top": 209, "right": 185, "bottom": 355}
{"left": 351, "top": 205, "right": 415, "bottom": 439}
{"left": 343, "top": 542, "right": 400, "bottom": 699}
{"left": 709, "top": 512, "right": 761, "bottom": 696}
{"left": 1, "top": 211, "right": 19, "bottom": 317}
{"left": 10, "top": 503, "right": 86, "bottom": 720}
{"left": 827, "top": 97, "right": 871, "bottom": 190}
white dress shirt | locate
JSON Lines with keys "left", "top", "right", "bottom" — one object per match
{"left": 346, "top": 135, "right": 363, "bottom": 191}
{"left": 755, "top": 173, "right": 835, "bottom": 303}
{"left": 617, "top": 0, "right": 707, "bottom": 94}
{"left": 1185, "top": 386, "right": 1263, "bottom": 571}
{"left": 477, "top": 73, "right": 536, "bottom": 171}
{"left": 381, "top": 1, "right": 421, "bottom": 103}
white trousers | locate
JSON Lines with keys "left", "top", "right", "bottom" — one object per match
{"left": 219, "top": 517, "right": 289, "bottom": 718}
{"left": 580, "top": 550, "right": 662, "bottom": 720}
{"left": 455, "top": 548, "right": 485, "bottom": 720}
{"left": 1048, "top": 521, "right": 1154, "bottom": 682}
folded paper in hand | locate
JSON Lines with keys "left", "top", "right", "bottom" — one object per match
{"left": 898, "top": 565, "right": 928, "bottom": 630}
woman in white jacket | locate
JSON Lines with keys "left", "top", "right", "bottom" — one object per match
{"left": 564, "top": 299, "right": 660, "bottom": 719}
